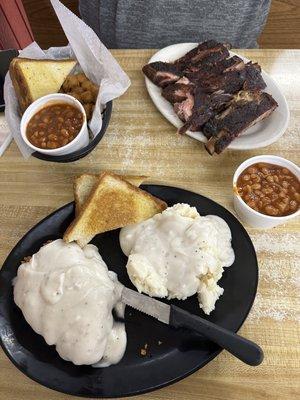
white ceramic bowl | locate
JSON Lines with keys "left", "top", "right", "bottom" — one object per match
{"left": 233, "top": 155, "right": 300, "bottom": 229}
{"left": 21, "top": 93, "right": 89, "bottom": 156}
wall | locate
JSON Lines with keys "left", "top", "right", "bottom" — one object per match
{"left": 258, "top": 0, "right": 300, "bottom": 48}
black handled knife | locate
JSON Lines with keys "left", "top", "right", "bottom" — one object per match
{"left": 121, "top": 286, "right": 263, "bottom": 366}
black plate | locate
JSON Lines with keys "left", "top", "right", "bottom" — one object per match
{"left": 32, "top": 101, "right": 112, "bottom": 163}
{"left": 0, "top": 185, "right": 258, "bottom": 398}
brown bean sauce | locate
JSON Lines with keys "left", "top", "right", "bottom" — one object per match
{"left": 236, "top": 162, "right": 300, "bottom": 217}
{"left": 26, "top": 102, "right": 83, "bottom": 149}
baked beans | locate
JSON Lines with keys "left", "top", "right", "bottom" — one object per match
{"left": 236, "top": 162, "right": 300, "bottom": 217}
{"left": 26, "top": 102, "right": 83, "bottom": 149}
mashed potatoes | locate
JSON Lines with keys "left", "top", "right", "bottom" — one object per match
{"left": 13, "top": 239, "right": 126, "bottom": 366}
{"left": 120, "top": 203, "right": 235, "bottom": 314}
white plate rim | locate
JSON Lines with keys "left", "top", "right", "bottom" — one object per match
{"left": 145, "top": 43, "right": 290, "bottom": 150}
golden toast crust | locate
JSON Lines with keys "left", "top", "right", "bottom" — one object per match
{"left": 74, "top": 173, "right": 148, "bottom": 215}
{"left": 64, "top": 172, "right": 166, "bottom": 246}
{"left": 9, "top": 59, "right": 33, "bottom": 113}
{"left": 9, "top": 57, "right": 76, "bottom": 113}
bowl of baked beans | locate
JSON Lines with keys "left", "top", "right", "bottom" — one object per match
{"left": 21, "top": 93, "right": 89, "bottom": 156}
{"left": 233, "top": 155, "right": 300, "bottom": 228}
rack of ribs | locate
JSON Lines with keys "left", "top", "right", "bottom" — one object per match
{"left": 142, "top": 40, "right": 278, "bottom": 154}
{"left": 203, "top": 91, "right": 278, "bottom": 154}
{"left": 174, "top": 62, "right": 267, "bottom": 135}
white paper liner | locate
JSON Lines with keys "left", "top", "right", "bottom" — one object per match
{"left": 4, "top": 0, "right": 130, "bottom": 158}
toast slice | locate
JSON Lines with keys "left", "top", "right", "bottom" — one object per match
{"left": 64, "top": 172, "right": 167, "bottom": 247}
{"left": 9, "top": 57, "right": 77, "bottom": 112}
{"left": 74, "top": 173, "right": 147, "bottom": 215}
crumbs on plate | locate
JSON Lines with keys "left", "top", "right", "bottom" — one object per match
{"left": 140, "top": 343, "right": 149, "bottom": 357}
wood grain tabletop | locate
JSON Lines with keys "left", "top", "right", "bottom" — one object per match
{"left": 0, "top": 49, "right": 299, "bottom": 400}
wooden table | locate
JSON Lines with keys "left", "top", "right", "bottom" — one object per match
{"left": 0, "top": 49, "right": 299, "bottom": 400}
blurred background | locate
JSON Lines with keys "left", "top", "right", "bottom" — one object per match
{"left": 1, "top": 0, "right": 300, "bottom": 50}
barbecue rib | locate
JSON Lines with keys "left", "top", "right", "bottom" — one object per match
{"left": 162, "top": 80, "right": 194, "bottom": 104}
{"left": 244, "top": 62, "right": 266, "bottom": 91}
{"left": 174, "top": 92, "right": 194, "bottom": 122}
{"left": 203, "top": 91, "right": 278, "bottom": 154}
{"left": 183, "top": 55, "right": 245, "bottom": 82}
{"left": 178, "top": 90, "right": 233, "bottom": 134}
{"left": 174, "top": 40, "right": 231, "bottom": 68}
{"left": 188, "top": 62, "right": 266, "bottom": 94}
{"left": 142, "top": 61, "right": 181, "bottom": 87}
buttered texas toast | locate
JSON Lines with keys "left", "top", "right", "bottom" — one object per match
{"left": 64, "top": 172, "right": 167, "bottom": 247}
{"left": 9, "top": 58, "right": 77, "bottom": 112}
{"left": 74, "top": 173, "right": 147, "bottom": 215}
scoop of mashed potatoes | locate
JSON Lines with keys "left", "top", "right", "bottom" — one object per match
{"left": 120, "top": 203, "right": 235, "bottom": 314}
{"left": 13, "top": 239, "right": 126, "bottom": 366}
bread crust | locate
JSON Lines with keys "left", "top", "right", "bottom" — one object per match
{"left": 9, "top": 57, "right": 76, "bottom": 113}
{"left": 74, "top": 173, "right": 148, "bottom": 215}
{"left": 64, "top": 172, "right": 166, "bottom": 246}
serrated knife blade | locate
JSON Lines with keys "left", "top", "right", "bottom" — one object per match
{"left": 121, "top": 286, "right": 170, "bottom": 324}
